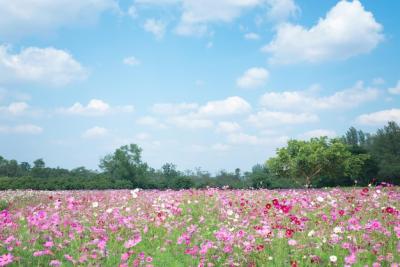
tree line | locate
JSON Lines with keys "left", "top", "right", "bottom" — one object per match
{"left": 0, "top": 121, "right": 399, "bottom": 190}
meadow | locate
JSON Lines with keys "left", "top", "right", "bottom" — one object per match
{"left": 0, "top": 186, "right": 399, "bottom": 267}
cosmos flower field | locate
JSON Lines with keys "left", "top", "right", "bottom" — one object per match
{"left": 0, "top": 186, "right": 399, "bottom": 267}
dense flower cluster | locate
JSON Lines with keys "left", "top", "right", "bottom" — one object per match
{"left": 0, "top": 186, "right": 399, "bottom": 266}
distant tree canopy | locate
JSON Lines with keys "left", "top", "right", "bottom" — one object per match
{"left": 99, "top": 144, "right": 148, "bottom": 187}
{"left": 0, "top": 121, "right": 398, "bottom": 190}
{"left": 267, "top": 137, "right": 370, "bottom": 187}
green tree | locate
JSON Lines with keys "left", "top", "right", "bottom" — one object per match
{"left": 32, "top": 158, "right": 47, "bottom": 178}
{"left": 370, "top": 121, "right": 400, "bottom": 183}
{"left": 100, "top": 144, "right": 148, "bottom": 187}
{"left": 267, "top": 137, "right": 369, "bottom": 187}
{"left": 246, "top": 164, "right": 272, "bottom": 189}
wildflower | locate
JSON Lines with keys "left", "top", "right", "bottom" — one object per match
{"left": 121, "top": 253, "right": 130, "bottom": 262}
{"left": 333, "top": 226, "right": 343, "bottom": 234}
{"left": 316, "top": 196, "right": 324, "bottom": 202}
{"left": 308, "top": 230, "right": 315, "bottom": 237}
{"left": 345, "top": 254, "right": 356, "bottom": 265}
{"left": 124, "top": 233, "right": 141, "bottom": 248}
{"left": 146, "top": 257, "right": 153, "bottom": 263}
{"left": 0, "top": 254, "right": 13, "bottom": 266}
{"left": 49, "top": 260, "right": 62, "bottom": 267}
{"left": 329, "top": 255, "right": 337, "bottom": 263}
{"left": 288, "top": 239, "right": 297, "bottom": 246}
{"left": 285, "top": 229, "right": 294, "bottom": 238}
{"left": 92, "top": 202, "right": 99, "bottom": 208}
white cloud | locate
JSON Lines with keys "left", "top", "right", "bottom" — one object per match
{"left": 301, "top": 129, "right": 337, "bottom": 139}
{"left": 59, "top": 99, "right": 134, "bottom": 116}
{"left": 148, "top": 97, "right": 250, "bottom": 130}
{"left": 227, "top": 132, "right": 288, "bottom": 146}
{"left": 357, "top": 109, "right": 400, "bottom": 125}
{"left": 123, "top": 56, "right": 141, "bottom": 66}
{"left": 248, "top": 110, "right": 319, "bottom": 127}
{"left": 136, "top": 0, "right": 292, "bottom": 36}
{"left": 0, "top": 0, "right": 118, "bottom": 39}
{"left": 237, "top": 67, "right": 269, "bottom": 89}
{"left": 260, "top": 81, "right": 379, "bottom": 111}
{"left": 216, "top": 121, "right": 241, "bottom": 133}
{"left": 144, "top": 19, "right": 166, "bottom": 39}
{"left": 152, "top": 97, "right": 250, "bottom": 121}
{"left": 82, "top": 126, "right": 108, "bottom": 138}
{"left": 152, "top": 102, "right": 198, "bottom": 115}
{"left": 0, "top": 124, "right": 43, "bottom": 134}
{"left": 263, "top": 0, "right": 384, "bottom": 64}
{"left": 388, "top": 81, "right": 400, "bottom": 95}
{"left": 266, "top": 0, "right": 299, "bottom": 22}
{"left": 127, "top": 6, "right": 138, "bottom": 18}
{"left": 0, "top": 45, "right": 87, "bottom": 86}
{"left": 0, "top": 102, "right": 29, "bottom": 115}
{"left": 244, "top": 32, "right": 260, "bottom": 40}
{"left": 198, "top": 96, "right": 251, "bottom": 116}
{"left": 136, "top": 116, "right": 167, "bottom": 128}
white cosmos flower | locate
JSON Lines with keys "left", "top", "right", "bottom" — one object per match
{"left": 316, "top": 196, "right": 324, "bottom": 202}
{"left": 333, "top": 226, "right": 343, "bottom": 234}
{"left": 308, "top": 230, "right": 315, "bottom": 237}
{"left": 330, "top": 255, "right": 337, "bottom": 262}
{"left": 92, "top": 202, "right": 99, "bottom": 208}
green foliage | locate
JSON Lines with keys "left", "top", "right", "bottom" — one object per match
{"left": 0, "top": 199, "right": 8, "bottom": 211}
{"left": 0, "top": 121, "right": 398, "bottom": 190}
{"left": 100, "top": 144, "right": 148, "bottom": 187}
{"left": 267, "top": 137, "right": 370, "bottom": 187}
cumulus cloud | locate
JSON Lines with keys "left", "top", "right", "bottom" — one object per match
{"left": 123, "top": 56, "right": 141, "bottom": 66}
{"left": 135, "top": 0, "right": 296, "bottom": 36}
{"left": 59, "top": 99, "right": 134, "bottom": 116}
{"left": 237, "top": 67, "right": 269, "bottom": 89}
{"left": 216, "top": 121, "right": 241, "bottom": 133}
{"left": 266, "top": 0, "right": 299, "bottom": 22}
{"left": 82, "top": 126, "right": 108, "bottom": 138}
{"left": 263, "top": 0, "right": 384, "bottom": 64}
{"left": 0, "top": 0, "right": 118, "bottom": 39}
{"left": 0, "top": 45, "right": 87, "bottom": 86}
{"left": 357, "top": 109, "right": 400, "bottom": 125}
{"left": 0, "top": 124, "right": 43, "bottom": 134}
{"left": 260, "top": 81, "right": 379, "bottom": 111}
{"left": 0, "top": 102, "right": 29, "bottom": 115}
{"left": 248, "top": 110, "right": 319, "bottom": 127}
{"left": 148, "top": 97, "right": 250, "bottom": 130}
{"left": 227, "top": 132, "right": 288, "bottom": 146}
{"left": 136, "top": 116, "right": 167, "bottom": 128}
{"left": 198, "top": 96, "right": 251, "bottom": 117}
{"left": 388, "top": 81, "right": 400, "bottom": 95}
{"left": 144, "top": 19, "right": 166, "bottom": 39}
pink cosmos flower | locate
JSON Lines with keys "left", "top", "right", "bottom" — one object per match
{"left": 0, "top": 254, "right": 13, "bottom": 267}
{"left": 124, "top": 234, "right": 142, "bottom": 248}
{"left": 345, "top": 253, "right": 357, "bottom": 265}
{"left": 49, "top": 260, "right": 61, "bottom": 267}
{"left": 288, "top": 239, "right": 297, "bottom": 246}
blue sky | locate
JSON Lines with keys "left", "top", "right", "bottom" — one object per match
{"left": 0, "top": 0, "right": 399, "bottom": 173}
